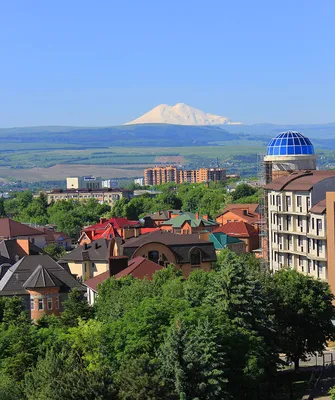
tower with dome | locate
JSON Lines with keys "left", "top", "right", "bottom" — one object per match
{"left": 264, "top": 131, "right": 317, "bottom": 184}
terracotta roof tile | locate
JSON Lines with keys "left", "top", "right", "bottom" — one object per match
{"left": 0, "top": 218, "right": 45, "bottom": 238}
{"left": 214, "top": 222, "right": 258, "bottom": 237}
{"left": 265, "top": 170, "right": 335, "bottom": 191}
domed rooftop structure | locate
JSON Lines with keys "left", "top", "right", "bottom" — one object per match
{"left": 266, "top": 131, "right": 314, "bottom": 156}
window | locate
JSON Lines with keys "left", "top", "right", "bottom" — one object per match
{"left": 30, "top": 298, "right": 34, "bottom": 310}
{"left": 148, "top": 250, "right": 159, "bottom": 264}
{"left": 288, "top": 235, "right": 292, "bottom": 249}
{"left": 288, "top": 254, "right": 292, "bottom": 266}
{"left": 297, "top": 216, "right": 303, "bottom": 229}
{"left": 286, "top": 196, "right": 291, "bottom": 210}
{"left": 190, "top": 248, "right": 201, "bottom": 267}
{"left": 298, "top": 237, "right": 303, "bottom": 247}
{"left": 317, "top": 219, "right": 322, "bottom": 231}
{"left": 38, "top": 298, "right": 44, "bottom": 311}
{"left": 47, "top": 298, "right": 52, "bottom": 311}
{"left": 297, "top": 196, "right": 302, "bottom": 207}
{"left": 55, "top": 297, "right": 59, "bottom": 310}
{"left": 307, "top": 197, "right": 311, "bottom": 210}
{"left": 91, "top": 262, "right": 96, "bottom": 270}
{"left": 287, "top": 215, "right": 291, "bottom": 228}
{"left": 274, "top": 252, "right": 277, "bottom": 262}
{"left": 298, "top": 255, "right": 303, "bottom": 267}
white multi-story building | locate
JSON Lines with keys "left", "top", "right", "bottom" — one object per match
{"left": 265, "top": 170, "right": 335, "bottom": 281}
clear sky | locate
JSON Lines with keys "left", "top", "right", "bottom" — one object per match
{"left": 1, "top": 0, "right": 334, "bottom": 126}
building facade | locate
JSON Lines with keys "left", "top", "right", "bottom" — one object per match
{"left": 46, "top": 188, "right": 133, "bottom": 205}
{"left": 66, "top": 176, "right": 102, "bottom": 190}
{"left": 144, "top": 166, "right": 226, "bottom": 185}
{"left": 265, "top": 170, "right": 335, "bottom": 284}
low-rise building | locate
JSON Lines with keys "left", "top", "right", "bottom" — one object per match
{"left": 84, "top": 256, "right": 163, "bottom": 305}
{"left": 0, "top": 254, "right": 85, "bottom": 320}
{"left": 213, "top": 222, "right": 259, "bottom": 253}
{"left": 120, "top": 231, "right": 217, "bottom": 277}
{"left": 216, "top": 204, "right": 260, "bottom": 229}
{"left": 46, "top": 188, "right": 133, "bottom": 205}
{"left": 160, "top": 212, "right": 219, "bottom": 234}
{"left": 0, "top": 218, "right": 47, "bottom": 248}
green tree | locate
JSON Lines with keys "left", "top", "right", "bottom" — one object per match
{"left": 232, "top": 183, "right": 257, "bottom": 201}
{"left": 265, "top": 268, "right": 335, "bottom": 370}
{"left": 43, "top": 243, "right": 66, "bottom": 260}
{"left": 61, "top": 288, "right": 93, "bottom": 327}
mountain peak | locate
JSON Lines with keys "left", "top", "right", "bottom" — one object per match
{"left": 124, "top": 103, "right": 242, "bottom": 126}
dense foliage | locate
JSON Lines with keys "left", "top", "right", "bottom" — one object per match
{"left": 2, "top": 192, "right": 110, "bottom": 238}
{"left": 110, "top": 181, "right": 260, "bottom": 220}
{"left": 0, "top": 250, "right": 334, "bottom": 399}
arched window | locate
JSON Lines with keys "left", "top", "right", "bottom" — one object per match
{"left": 190, "top": 248, "right": 201, "bottom": 267}
{"left": 148, "top": 250, "right": 159, "bottom": 264}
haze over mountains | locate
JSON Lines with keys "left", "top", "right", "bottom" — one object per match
{"left": 125, "top": 103, "right": 242, "bottom": 126}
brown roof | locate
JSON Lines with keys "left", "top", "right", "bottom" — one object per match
{"left": 310, "top": 199, "right": 326, "bottom": 214}
{"left": 115, "top": 256, "right": 162, "bottom": 280}
{"left": 220, "top": 204, "right": 260, "bottom": 214}
{"left": 84, "top": 270, "right": 111, "bottom": 292}
{"left": 265, "top": 170, "right": 335, "bottom": 191}
{"left": 0, "top": 219, "right": 45, "bottom": 238}
{"left": 214, "top": 222, "right": 258, "bottom": 237}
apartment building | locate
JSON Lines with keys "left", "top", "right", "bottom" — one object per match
{"left": 66, "top": 176, "right": 102, "bottom": 190}
{"left": 265, "top": 170, "right": 335, "bottom": 283}
{"left": 144, "top": 166, "right": 226, "bottom": 185}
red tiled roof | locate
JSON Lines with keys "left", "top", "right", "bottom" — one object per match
{"left": 0, "top": 218, "right": 45, "bottom": 238}
{"left": 214, "top": 221, "right": 258, "bottom": 237}
{"left": 140, "top": 227, "right": 160, "bottom": 234}
{"left": 216, "top": 204, "right": 260, "bottom": 225}
{"left": 84, "top": 270, "right": 111, "bottom": 292}
{"left": 115, "top": 256, "right": 162, "bottom": 279}
{"left": 84, "top": 256, "right": 163, "bottom": 291}
{"left": 92, "top": 226, "right": 117, "bottom": 240}
{"left": 219, "top": 203, "right": 259, "bottom": 214}
{"left": 83, "top": 218, "right": 139, "bottom": 232}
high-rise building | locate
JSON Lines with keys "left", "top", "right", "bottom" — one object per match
{"left": 264, "top": 131, "right": 317, "bottom": 184}
{"left": 144, "top": 166, "right": 226, "bottom": 186}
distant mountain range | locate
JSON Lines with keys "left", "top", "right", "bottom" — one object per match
{"left": 124, "top": 103, "right": 242, "bottom": 126}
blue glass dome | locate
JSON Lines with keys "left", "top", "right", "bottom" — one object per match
{"left": 266, "top": 131, "right": 315, "bottom": 156}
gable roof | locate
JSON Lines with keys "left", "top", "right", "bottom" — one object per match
{"left": 35, "top": 228, "right": 70, "bottom": 244}
{"left": 144, "top": 210, "right": 182, "bottom": 221}
{"left": 161, "top": 214, "right": 218, "bottom": 228}
{"left": 115, "top": 256, "right": 163, "bottom": 279}
{"left": 220, "top": 203, "right": 260, "bottom": 214}
{"left": 216, "top": 204, "right": 260, "bottom": 224}
{"left": 0, "top": 218, "right": 45, "bottom": 238}
{"left": 0, "top": 239, "right": 44, "bottom": 261}
{"left": 61, "top": 238, "right": 121, "bottom": 262}
{"left": 214, "top": 222, "right": 258, "bottom": 237}
{"left": 0, "top": 255, "right": 85, "bottom": 294}
{"left": 209, "top": 232, "right": 244, "bottom": 250}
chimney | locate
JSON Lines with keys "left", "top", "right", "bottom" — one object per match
{"left": 199, "top": 230, "right": 210, "bottom": 241}
{"left": 17, "top": 239, "right": 30, "bottom": 255}
{"left": 109, "top": 256, "right": 129, "bottom": 275}
{"left": 100, "top": 217, "right": 107, "bottom": 224}
{"left": 94, "top": 242, "right": 99, "bottom": 250}
{"left": 242, "top": 209, "right": 248, "bottom": 216}
{"left": 202, "top": 214, "right": 209, "bottom": 221}
{"left": 195, "top": 212, "right": 199, "bottom": 219}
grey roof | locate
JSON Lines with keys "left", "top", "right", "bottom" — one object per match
{"left": 121, "top": 231, "right": 216, "bottom": 264}
{"left": 61, "top": 238, "right": 122, "bottom": 262}
{"left": 0, "top": 239, "right": 44, "bottom": 261}
{"left": 23, "top": 264, "right": 63, "bottom": 289}
{"left": 0, "top": 255, "right": 85, "bottom": 295}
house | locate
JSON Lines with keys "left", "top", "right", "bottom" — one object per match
{"left": 78, "top": 217, "right": 141, "bottom": 245}
{"left": 0, "top": 218, "right": 47, "bottom": 248}
{"left": 0, "top": 238, "right": 44, "bottom": 261}
{"left": 142, "top": 210, "right": 183, "bottom": 227}
{"left": 213, "top": 222, "right": 259, "bottom": 253}
{"left": 160, "top": 212, "right": 219, "bottom": 234}
{"left": 216, "top": 204, "right": 260, "bottom": 229}
{"left": 84, "top": 256, "right": 163, "bottom": 305}
{"left": 120, "top": 231, "right": 217, "bottom": 277}
{"left": 60, "top": 238, "right": 125, "bottom": 281}
{"left": 0, "top": 254, "right": 85, "bottom": 320}
{"left": 35, "top": 227, "right": 72, "bottom": 250}
{"left": 209, "top": 232, "right": 246, "bottom": 254}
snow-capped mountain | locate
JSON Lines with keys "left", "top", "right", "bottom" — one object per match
{"left": 124, "top": 103, "right": 242, "bottom": 126}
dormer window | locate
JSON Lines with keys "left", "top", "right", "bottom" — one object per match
{"left": 190, "top": 248, "right": 201, "bottom": 267}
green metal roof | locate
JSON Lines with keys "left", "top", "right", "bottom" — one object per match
{"left": 209, "top": 232, "right": 243, "bottom": 250}
{"left": 161, "top": 213, "right": 218, "bottom": 228}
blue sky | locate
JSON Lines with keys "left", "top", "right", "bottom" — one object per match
{"left": 1, "top": 0, "right": 334, "bottom": 126}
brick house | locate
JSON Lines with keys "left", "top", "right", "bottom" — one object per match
{"left": 160, "top": 212, "right": 219, "bottom": 234}
{"left": 213, "top": 222, "right": 259, "bottom": 253}
{"left": 0, "top": 254, "right": 85, "bottom": 320}
{"left": 216, "top": 204, "right": 260, "bottom": 230}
